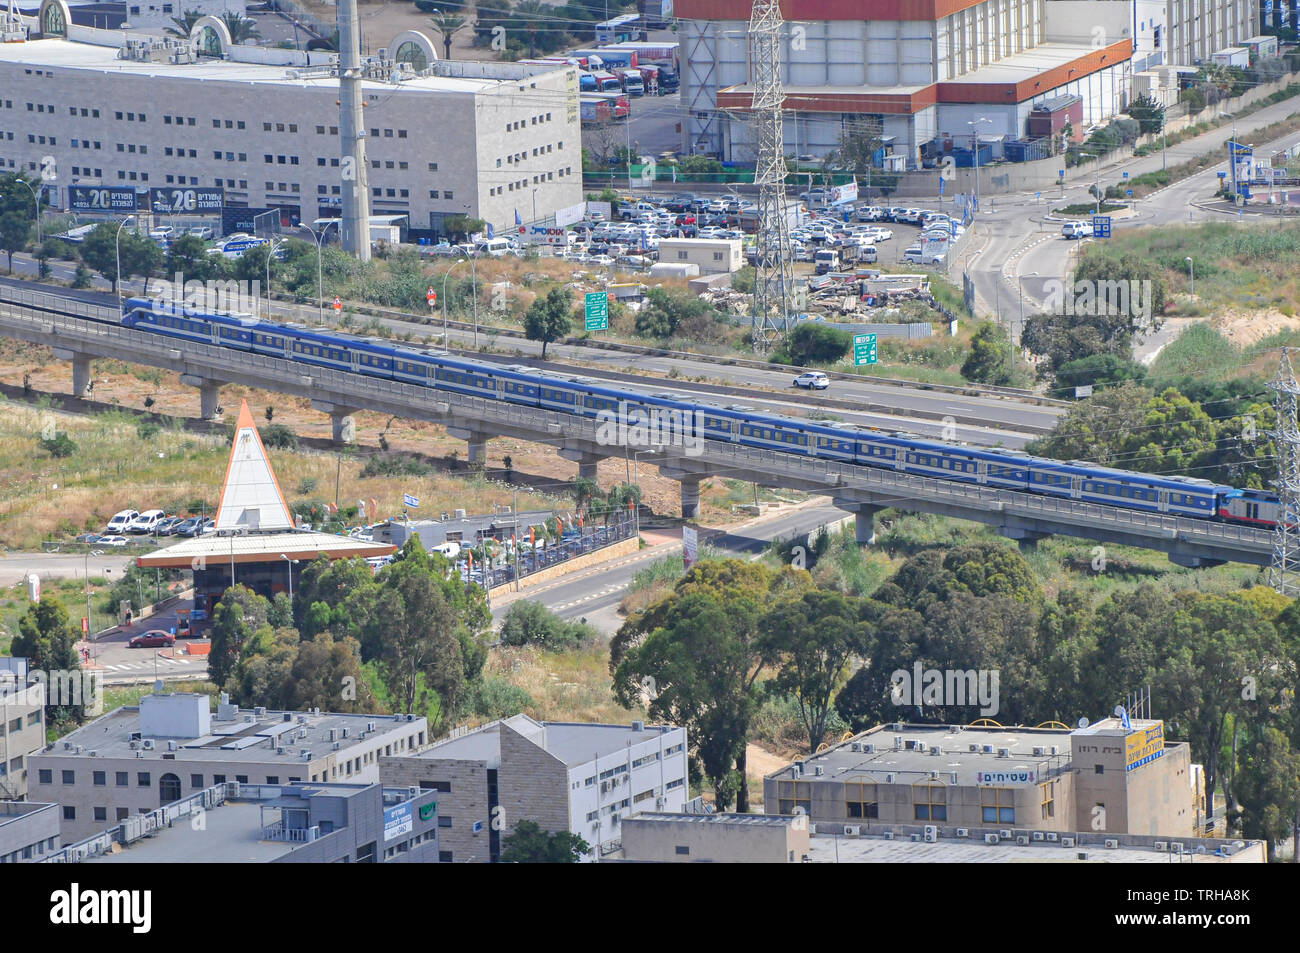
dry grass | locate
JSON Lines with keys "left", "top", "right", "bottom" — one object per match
{"left": 485, "top": 644, "right": 640, "bottom": 726}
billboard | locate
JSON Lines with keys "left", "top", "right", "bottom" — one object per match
{"left": 1124, "top": 722, "right": 1165, "bottom": 772}
{"left": 383, "top": 802, "right": 413, "bottom": 841}
{"left": 555, "top": 202, "right": 586, "bottom": 228}
{"left": 830, "top": 179, "right": 859, "bottom": 205}
{"left": 67, "top": 186, "right": 140, "bottom": 213}
{"left": 148, "top": 187, "right": 224, "bottom": 214}
{"left": 682, "top": 524, "right": 698, "bottom": 570}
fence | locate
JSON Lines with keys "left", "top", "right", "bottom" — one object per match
{"left": 472, "top": 514, "right": 638, "bottom": 591}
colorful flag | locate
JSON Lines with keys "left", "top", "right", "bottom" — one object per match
{"left": 514, "top": 209, "right": 522, "bottom": 226}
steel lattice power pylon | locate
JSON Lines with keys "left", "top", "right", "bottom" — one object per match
{"left": 1269, "top": 347, "right": 1300, "bottom": 596}
{"left": 745, "top": 0, "right": 795, "bottom": 353}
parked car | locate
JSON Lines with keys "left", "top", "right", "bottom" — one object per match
{"left": 128, "top": 630, "right": 175, "bottom": 648}
{"left": 188, "top": 225, "right": 215, "bottom": 239}
{"left": 128, "top": 509, "right": 166, "bottom": 534}
{"left": 155, "top": 516, "right": 183, "bottom": 536}
{"left": 105, "top": 509, "right": 139, "bottom": 534}
{"left": 74, "top": 533, "right": 102, "bottom": 543}
{"left": 198, "top": 518, "right": 216, "bottom": 535}
{"left": 1061, "top": 220, "right": 1094, "bottom": 239}
{"left": 97, "top": 535, "right": 129, "bottom": 547}
{"left": 793, "top": 371, "right": 830, "bottom": 389}
{"left": 903, "top": 244, "right": 947, "bottom": 265}
{"left": 174, "top": 516, "right": 203, "bottom": 537}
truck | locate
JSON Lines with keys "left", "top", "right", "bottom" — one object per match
{"left": 615, "top": 67, "right": 645, "bottom": 96}
{"left": 813, "top": 248, "right": 840, "bottom": 274}
{"left": 605, "top": 42, "right": 679, "bottom": 92}
{"left": 591, "top": 90, "right": 630, "bottom": 119}
{"left": 590, "top": 70, "right": 624, "bottom": 93}
{"left": 570, "top": 47, "right": 638, "bottom": 69}
{"left": 637, "top": 63, "right": 661, "bottom": 96}
{"left": 579, "top": 95, "right": 614, "bottom": 125}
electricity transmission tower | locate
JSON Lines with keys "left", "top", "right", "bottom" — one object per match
{"left": 1269, "top": 347, "right": 1300, "bottom": 596}
{"left": 744, "top": 0, "right": 795, "bottom": 353}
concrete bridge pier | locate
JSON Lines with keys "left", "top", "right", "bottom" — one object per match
{"left": 180, "top": 374, "right": 224, "bottom": 419}
{"left": 52, "top": 348, "right": 93, "bottom": 396}
{"left": 446, "top": 426, "right": 495, "bottom": 466}
{"left": 999, "top": 523, "right": 1049, "bottom": 553}
{"left": 558, "top": 446, "right": 604, "bottom": 482}
{"left": 311, "top": 400, "right": 358, "bottom": 445}
{"left": 658, "top": 465, "right": 704, "bottom": 519}
{"left": 834, "top": 499, "right": 883, "bottom": 545}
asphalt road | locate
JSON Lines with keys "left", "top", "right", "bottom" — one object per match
{"left": 491, "top": 499, "right": 848, "bottom": 634}
{"left": 0, "top": 550, "right": 135, "bottom": 587}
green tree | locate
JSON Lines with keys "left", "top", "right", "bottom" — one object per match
{"left": 523, "top": 286, "right": 573, "bottom": 358}
{"left": 776, "top": 322, "right": 851, "bottom": 367}
{"left": 219, "top": 12, "right": 260, "bottom": 44}
{"left": 635, "top": 287, "right": 719, "bottom": 340}
{"left": 208, "top": 585, "right": 270, "bottom": 688}
{"left": 499, "top": 600, "right": 597, "bottom": 651}
{"left": 759, "top": 590, "right": 873, "bottom": 752}
{"left": 1232, "top": 726, "right": 1300, "bottom": 853}
{"left": 0, "top": 210, "right": 31, "bottom": 273}
{"left": 499, "top": 819, "right": 590, "bottom": 862}
{"left": 165, "top": 233, "right": 224, "bottom": 283}
{"left": 1127, "top": 93, "right": 1166, "bottom": 136}
{"left": 960, "top": 321, "right": 1013, "bottom": 385}
{"left": 163, "top": 8, "right": 204, "bottom": 38}
{"left": 81, "top": 224, "right": 161, "bottom": 293}
{"left": 428, "top": 11, "right": 469, "bottom": 60}
{"left": 11, "top": 595, "right": 85, "bottom": 727}
{"left": 1051, "top": 354, "right": 1146, "bottom": 396}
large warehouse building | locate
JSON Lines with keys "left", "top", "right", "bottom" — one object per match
{"left": 678, "top": 0, "right": 1259, "bottom": 165}
{"left": 0, "top": 2, "right": 583, "bottom": 239}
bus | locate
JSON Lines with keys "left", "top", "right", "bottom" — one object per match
{"left": 594, "top": 13, "right": 643, "bottom": 44}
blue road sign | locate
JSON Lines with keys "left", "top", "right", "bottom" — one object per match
{"left": 938, "top": 177, "right": 945, "bottom": 196}
{"left": 1092, "top": 215, "right": 1112, "bottom": 238}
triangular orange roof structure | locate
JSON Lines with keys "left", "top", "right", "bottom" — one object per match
{"left": 214, "top": 400, "right": 295, "bottom": 532}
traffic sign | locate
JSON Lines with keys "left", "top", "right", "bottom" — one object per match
{"left": 1091, "top": 215, "right": 1112, "bottom": 238}
{"left": 853, "top": 332, "right": 878, "bottom": 366}
{"left": 333, "top": 296, "right": 342, "bottom": 311}
{"left": 427, "top": 286, "right": 437, "bottom": 307}
{"left": 1126, "top": 189, "right": 1133, "bottom": 198}
{"left": 584, "top": 291, "right": 608, "bottom": 331}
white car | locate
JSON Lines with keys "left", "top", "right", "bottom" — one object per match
{"left": 903, "top": 244, "right": 947, "bottom": 265}
{"left": 149, "top": 226, "right": 174, "bottom": 239}
{"left": 1061, "top": 221, "right": 1094, "bottom": 239}
{"left": 188, "top": 225, "right": 215, "bottom": 239}
{"left": 128, "top": 509, "right": 166, "bottom": 534}
{"left": 793, "top": 371, "right": 830, "bottom": 389}
{"left": 96, "top": 535, "right": 129, "bottom": 548}
{"left": 105, "top": 509, "right": 139, "bottom": 534}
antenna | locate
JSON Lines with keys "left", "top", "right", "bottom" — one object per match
{"left": 740, "top": 0, "right": 794, "bottom": 353}
{"left": 1269, "top": 347, "right": 1300, "bottom": 596}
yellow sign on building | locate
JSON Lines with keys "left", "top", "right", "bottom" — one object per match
{"left": 1125, "top": 722, "right": 1165, "bottom": 772}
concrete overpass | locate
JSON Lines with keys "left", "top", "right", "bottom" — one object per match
{"left": 0, "top": 287, "right": 1273, "bottom": 568}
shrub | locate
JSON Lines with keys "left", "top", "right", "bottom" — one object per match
{"left": 39, "top": 433, "right": 77, "bottom": 457}
{"left": 360, "top": 454, "right": 432, "bottom": 478}
{"left": 498, "top": 600, "right": 598, "bottom": 651}
{"left": 259, "top": 424, "right": 299, "bottom": 450}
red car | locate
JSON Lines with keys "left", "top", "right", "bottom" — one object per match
{"left": 128, "top": 631, "right": 175, "bottom": 649}
{"left": 674, "top": 213, "right": 696, "bottom": 226}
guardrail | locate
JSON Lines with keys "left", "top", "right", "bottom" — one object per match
{"left": 44, "top": 782, "right": 228, "bottom": 863}
{"left": 475, "top": 515, "right": 638, "bottom": 590}
{"left": 0, "top": 300, "right": 1274, "bottom": 561}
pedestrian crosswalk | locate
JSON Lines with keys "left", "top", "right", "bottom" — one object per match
{"left": 553, "top": 584, "right": 628, "bottom": 611}
{"left": 98, "top": 656, "right": 200, "bottom": 672}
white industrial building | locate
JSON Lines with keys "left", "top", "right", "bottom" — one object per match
{"left": 678, "top": 0, "right": 1261, "bottom": 165}
{"left": 0, "top": 3, "right": 583, "bottom": 239}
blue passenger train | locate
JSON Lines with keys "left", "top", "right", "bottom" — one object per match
{"left": 121, "top": 296, "right": 1274, "bottom": 528}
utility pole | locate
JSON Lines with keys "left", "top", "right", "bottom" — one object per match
{"left": 743, "top": 0, "right": 795, "bottom": 353}
{"left": 1269, "top": 347, "right": 1300, "bottom": 596}
{"left": 338, "top": 0, "right": 371, "bottom": 260}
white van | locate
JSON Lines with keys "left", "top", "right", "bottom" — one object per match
{"left": 128, "top": 509, "right": 167, "bottom": 534}
{"left": 106, "top": 509, "right": 139, "bottom": 534}
{"left": 474, "top": 237, "right": 513, "bottom": 257}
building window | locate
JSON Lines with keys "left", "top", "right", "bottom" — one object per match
{"left": 63, "top": 806, "right": 75, "bottom": 821}
{"left": 674, "top": 845, "right": 689, "bottom": 855}
{"left": 94, "top": 806, "right": 107, "bottom": 822}
{"left": 913, "top": 786, "right": 947, "bottom": 821}
{"left": 437, "top": 816, "right": 452, "bottom": 828}
{"left": 38, "top": 769, "right": 52, "bottom": 785}
{"left": 1040, "top": 781, "right": 1056, "bottom": 820}
{"left": 191, "top": 774, "right": 203, "bottom": 788}
{"left": 115, "top": 771, "right": 128, "bottom": 786}
{"left": 1094, "top": 764, "right": 1104, "bottom": 774}
{"left": 93, "top": 771, "right": 106, "bottom": 786}
{"left": 844, "top": 782, "right": 878, "bottom": 819}
{"left": 776, "top": 780, "right": 811, "bottom": 815}
{"left": 981, "top": 788, "right": 1016, "bottom": 825}
{"left": 443, "top": 191, "right": 453, "bottom": 199}
{"left": 427, "top": 162, "right": 437, "bottom": 171}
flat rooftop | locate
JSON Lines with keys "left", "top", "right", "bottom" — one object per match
{"left": 90, "top": 801, "right": 295, "bottom": 863}
{"left": 627, "top": 812, "right": 793, "bottom": 829}
{"left": 415, "top": 715, "right": 678, "bottom": 767}
{"left": 0, "top": 37, "right": 566, "bottom": 94}
{"left": 41, "top": 703, "right": 423, "bottom": 764}
{"left": 945, "top": 41, "right": 1123, "bottom": 86}
{"left": 770, "top": 723, "right": 1076, "bottom": 787}
{"left": 806, "top": 832, "right": 1263, "bottom": 863}
{"left": 136, "top": 530, "right": 396, "bottom": 568}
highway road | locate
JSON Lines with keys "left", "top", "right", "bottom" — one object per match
{"left": 491, "top": 499, "right": 848, "bottom": 634}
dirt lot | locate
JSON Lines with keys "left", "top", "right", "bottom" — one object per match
{"left": 1211, "top": 308, "right": 1300, "bottom": 347}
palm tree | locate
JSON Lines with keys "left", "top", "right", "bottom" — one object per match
{"left": 513, "top": 0, "right": 553, "bottom": 58}
{"left": 163, "top": 8, "right": 203, "bottom": 39}
{"left": 429, "top": 12, "right": 468, "bottom": 60}
{"left": 219, "top": 11, "right": 260, "bottom": 45}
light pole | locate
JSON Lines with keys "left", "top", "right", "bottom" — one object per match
{"left": 84, "top": 548, "right": 103, "bottom": 641}
{"left": 442, "top": 258, "right": 466, "bottom": 342}
{"left": 280, "top": 554, "right": 296, "bottom": 602}
{"left": 1186, "top": 256, "right": 1194, "bottom": 300}
{"left": 299, "top": 220, "right": 338, "bottom": 324}
{"left": 967, "top": 117, "right": 991, "bottom": 215}
{"left": 264, "top": 238, "right": 287, "bottom": 320}
{"left": 1016, "top": 271, "right": 1037, "bottom": 379}
{"left": 1078, "top": 152, "right": 1099, "bottom": 214}
{"left": 18, "top": 178, "right": 42, "bottom": 245}
{"left": 462, "top": 203, "right": 479, "bottom": 348}
{"left": 114, "top": 215, "right": 132, "bottom": 306}
{"left": 632, "top": 447, "right": 660, "bottom": 487}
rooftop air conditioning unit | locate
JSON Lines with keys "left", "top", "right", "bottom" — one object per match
{"left": 884, "top": 774, "right": 895, "bottom": 784}
{"left": 332, "top": 741, "right": 341, "bottom": 751}
{"left": 844, "top": 825, "right": 860, "bottom": 836}
{"left": 1046, "top": 833, "right": 1059, "bottom": 842}
{"left": 1032, "top": 831, "right": 1045, "bottom": 841}
{"left": 1061, "top": 837, "right": 1075, "bottom": 847}
{"left": 301, "top": 750, "right": 312, "bottom": 761}
{"left": 1016, "top": 835, "right": 1029, "bottom": 846}
{"left": 276, "top": 747, "right": 285, "bottom": 755}
{"left": 929, "top": 770, "right": 939, "bottom": 781}
{"left": 88, "top": 750, "right": 97, "bottom": 757}
{"left": 1171, "top": 842, "right": 1185, "bottom": 853}
{"left": 254, "top": 707, "right": 266, "bottom": 717}
{"left": 298, "top": 715, "right": 308, "bottom": 723}
{"left": 342, "top": 727, "right": 349, "bottom": 738}
{"left": 982, "top": 745, "right": 994, "bottom": 754}
{"left": 813, "top": 766, "right": 823, "bottom": 776}
{"left": 969, "top": 744, "right": 980, "bottom": 752}
{"left": 1077, "top": 851, "right": 1089, "bottom": 861}
{"left": 955, "top": 828, "right": 969, "bottom": 838}
{"left": 408, "top": 786, "right": 419, "bottom": 798}
{"left": 367, "top": 721, "right": 376, "bottom": 732}
{"left": 1050, "top": 746, "right": 1059, "bottom": 756}
{"left": 924, "top": 825, "right": 937, "bottom": 843}
{"left": 997, "top": 748, "right": 1010, "bottom": 758}
{"left": 915, "top": 742, "right": 926, "bottom": 753}
{"left": 850, "top": 743, "right": 862, "bottom": 752}
{"left": 949, "top": 772, "right": 958, "bottom": 784}
{"left": 985, "top": 833, "right": 999, "bottom": 844}
{"left": 882, "top": 831, "right": 894, "bottom": 840}
{"left": 655, "top": 797, "right": 664, "bottom": 809}
{"left": 1105, "top": 838, "right": 1119, "bottom": 849}
{"left": 998, "top": 829, "right": 1012, "bottom": 839}
{"left": 894, "top": 736, "right": 904, "bottom": 750}
{"left": 930, "top": 746, "right": 942, "bottom": 756}
{"left": 1153, "top": 841, "right": 1168, "bottom": 851}
{"left": 167, "top": 741, "right": 176, "bottom": 752}
{"left": 864, "top": 744, "right": 875, "bottom": 754}
{"left": 142, "top": 740, "right": 155, "bottom": 751}
{"left": 909, "top": 833, "right": 921, "bottom": 842}
{"left": 1032, "top": 747, "right": 1046, "bottom": 757}
{"left": 63, "top": 742, "right": 72, "bottom": 751}
{"left": 244, "top": 714, "right": 255, "bottom": 723}
{"left": 328, "top": 729, "right": 336, "bottom": 742}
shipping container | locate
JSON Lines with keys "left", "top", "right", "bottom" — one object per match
{"left": 570, "top": 47, "right": 639, "bottom": 69}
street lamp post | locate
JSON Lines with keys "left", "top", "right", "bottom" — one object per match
{"left": 84, "top": 548, "right": 104, "bottom": 641}
{"left": 968, "top": 117, "right": 992, "bottom": 215}
{"left": 264, "top": 238, "right": 287, "bottom": 320}
{"left": 1186, "top": 256, "right": 1194, "bottom": 300}
{"left": 442, "top": 258, "right": 466, "bottom": 343}
{"left": 632, "top": 447, "right": 660, "bottom": 487}
{"left": 18, "top": 178, "right": 42, "bottom": 245}
{"left": 462, "top": 204, "right": 479, "bottom": 349}
{"left": 300, "top": 220, "right": 338, "bottom": 324}
{"left": 1078, "top": 152, "right": 1100, "bottom": 214}
{"left": 280, "top": 554, "right": 296, "bottom": 602}
{"left": 114, "top": 216, "right": 132, "bottom": 306}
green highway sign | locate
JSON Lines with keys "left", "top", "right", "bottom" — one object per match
{"left": 585, "top": 291, "right": 609, "bottom": 331}
{"left": 853, "top": 332, "right": 878, "bottom": 365}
